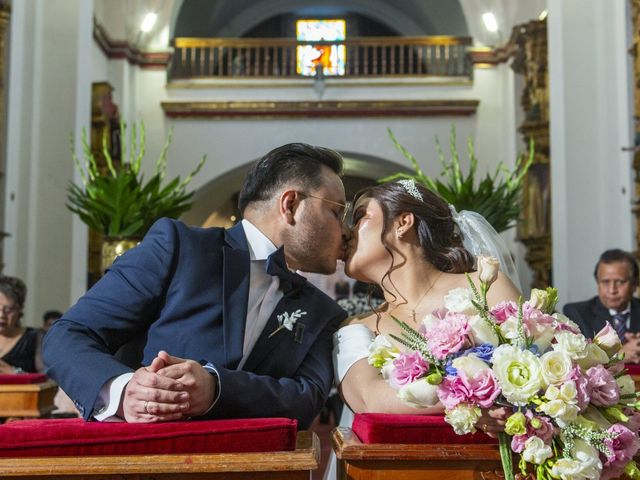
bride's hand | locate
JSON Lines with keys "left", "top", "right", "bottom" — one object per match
{"left": 476, "top": 406, "right": 509, "bottom": 438}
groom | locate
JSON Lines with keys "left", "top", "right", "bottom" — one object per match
{"left": 43, "top": 143, "right": 349, "bottom": 428}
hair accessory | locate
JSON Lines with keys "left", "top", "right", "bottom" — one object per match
{"left": 397, "top": 179, "right": 423, "bottom": 202}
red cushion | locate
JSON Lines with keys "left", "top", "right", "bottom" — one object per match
{"left": 352, "top": 413, "right": 497, "bottom": 445}
{"left": 0, "top": 373, "right": 47, "bottom": 384}
{"left": 0, "top": 417, "right": 297, "bottom": 457}
{"left": 625, "top": 364, "right": 640, "bottom": 376}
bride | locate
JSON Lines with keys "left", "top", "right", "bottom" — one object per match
{"left": 333, "top": 179, "right": 521, "bottom": 431}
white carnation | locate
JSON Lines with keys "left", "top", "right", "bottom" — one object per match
{"left": 491, "top": 345, "right": 542, "bottom": 406}
{"left": 444, "top": 404, "right": 481, "bottom": 435}
{"left": 443, "top": 288, "right": 476, "bottom": 315}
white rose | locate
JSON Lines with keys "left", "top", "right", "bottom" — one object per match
{"left": 522, "top": 436, "right": 553, "bottom": 465}
{"left": 552, "top": 331, "right": 588, "bottom": 360}
{"left": 539, "top": 350, "right": 573, "bottom": 386}
{"left": 467, "top": 315, "right": 499, "bottom": 346}
{"left": 452, "top": 355, "right": 491, "bottom": 378}
{"left": 444, "top": 288, "right": 476, "bottom": 315}
{"left": 576, "top": 343, "right": 610, "bottom": 370}
{"left": 477, "top": 255, "right": 500, "bottom": 285}
{"left": 444, "top": 404, "right": 482, "bottom": 435}
{"left": 594, "top": 322, "right": 623, "bottom": 357}
{"left": 397, "top": 379, "right": 440, "bottom": 408}
{"left": 491, "top": 345, "right": 542, "bottom": 406}
{"left": 617, "top": 374, "right": 636, "bottom": 396}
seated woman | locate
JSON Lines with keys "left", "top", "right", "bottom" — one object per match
{"left": 0, "top": 275, "right": 44, "bottom": 374}
{"left": 335, "top": 181, "right": 521, "bottom": 428}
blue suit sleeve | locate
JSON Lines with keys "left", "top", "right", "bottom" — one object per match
{"left": 43, "top": 218, "right": 179, "bottom": 419}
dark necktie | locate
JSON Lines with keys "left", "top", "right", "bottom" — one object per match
{"left": 611, "top": 312, "right": 629, "bottom": 341}
{"left": 265, "top": 247, "right": 306, "bottom": 293}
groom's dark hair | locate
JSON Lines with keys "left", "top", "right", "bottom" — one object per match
{"left": 238, "top": 143, "right": 343, "bottom": 214}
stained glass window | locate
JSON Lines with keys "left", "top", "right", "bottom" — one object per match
{"left": 296, "top": 19, "right": 346, "bottom": 76}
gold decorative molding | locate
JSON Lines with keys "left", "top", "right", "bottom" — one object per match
{"left": 161, "top": 100, "right": 479, "bottom": 119}
{"left": 630, "top": 0, "right": 640, "bottom": 260}
{"left": 512, "top": 19, "right": 551, "bottom": 289}
{"left": 93, "top": 18, "right": 170, "bottom": 69}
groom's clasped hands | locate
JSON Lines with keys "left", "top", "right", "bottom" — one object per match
{"left": 119, "top": 350, "right": 215, "bottom": 423}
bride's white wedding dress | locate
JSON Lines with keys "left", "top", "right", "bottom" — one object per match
{"left": 323, "top": 323, "right": 376, "bottom": 480}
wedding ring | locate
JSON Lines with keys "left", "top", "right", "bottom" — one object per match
{"left": 144, "top": 400, "right": 150, "bottom": 414}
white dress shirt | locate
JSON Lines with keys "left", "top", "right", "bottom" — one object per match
{"left": 94, "top": 219, "right": 283, "bottom": 420}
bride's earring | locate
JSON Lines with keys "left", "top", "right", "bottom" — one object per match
{"left": 397, "top": 229, "right": 404, "bottom": 239}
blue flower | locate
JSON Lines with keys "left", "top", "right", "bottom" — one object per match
{"left": 444, "top": 362, "right": 458, "bottom": 376}
{"left": 465, "top": 344, "right": 495, "bottom": 362}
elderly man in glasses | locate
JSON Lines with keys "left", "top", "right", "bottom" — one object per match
{"left": 563, "top": 248, "right": 640, "bottom": 363}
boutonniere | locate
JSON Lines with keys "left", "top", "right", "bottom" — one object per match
{"left": 269, "top": 309, "right": 307, "bottom": 338}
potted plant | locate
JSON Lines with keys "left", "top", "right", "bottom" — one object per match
{"left": 67, "top": 121, "right": 207, "bottom": 272}
{"left": 380, "top": 126, "right": 533, "bottom": 233}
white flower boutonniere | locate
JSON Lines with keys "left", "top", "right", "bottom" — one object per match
{"left": 268, "top": 309, "right": 307, "bottom": 339}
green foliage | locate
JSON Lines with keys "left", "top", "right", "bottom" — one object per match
{"left": 379, "top": 126, "right": 533, "bottom": 233}
{"left": 67, "top": 121, "right": 207, "bottom": 237}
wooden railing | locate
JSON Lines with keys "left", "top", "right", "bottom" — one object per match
{"left": 170, "top": 36, "right": 473, "bottom": 80}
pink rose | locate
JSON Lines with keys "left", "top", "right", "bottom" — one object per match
{"left": 586, "top": 365, "right": 620, "bottom": 407}
{"left": 604, "top": 424, "right": 640, "bottom": 466}
{"left": 490, "top": 301, "right": 518, "bottom": 324}
{"left": 437, "top": 375, "right": 470, "bottom": 410}
{"left": 567, "top": 366, "right": 590, "bottom": 410}
{"left": 390, "top": 352, "right": 429, "bottom": 388}
{"left": 425, "top": 312, "right": 470, "bottom": 360}
{"left": 460, "top": 369, "right": 501, "bottom": 408}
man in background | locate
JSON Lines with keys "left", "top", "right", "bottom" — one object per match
{"left": 563, "top": 248, "right": 640, "bottom": 363}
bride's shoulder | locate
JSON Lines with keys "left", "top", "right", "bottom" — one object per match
{"left": 340, "top": 311, "right": 376, "bottom": 328}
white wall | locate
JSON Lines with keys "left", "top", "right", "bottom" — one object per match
{"left": 4, "top": 0, "right": 93, "bottom": 326}
{"left": 549, "top": 0, "right": 634, "bottom": 307}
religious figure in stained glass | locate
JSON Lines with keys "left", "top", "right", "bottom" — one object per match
{"left": 296, "top": 19, "right": 346, "bottom": 76}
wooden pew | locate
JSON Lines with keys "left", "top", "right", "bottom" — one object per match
{"left": 332, "top": 426, "right": 502, "bottom": 480}
{"left": 0, "top": 375, "right": 57, "bottom": 419}
{"left": 0, "top": 430, "right": 319, "bottom": 480}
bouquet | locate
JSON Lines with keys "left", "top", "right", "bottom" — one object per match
{"left": 368, "top": 256, "right": 640, "bottom": 480}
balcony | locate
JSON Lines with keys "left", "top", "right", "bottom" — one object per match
{"left": 169, "top": 36, "right": 473, "bottom": 82}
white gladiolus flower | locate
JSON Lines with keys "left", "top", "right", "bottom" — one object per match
{"left": 397, "top": 379, "right": 440, "bottom": 408}
{"left": 539, "top": 350, "right": 573, "bottom": 386}
{"left": 540, "top": 382, "right": 579, "bottom": 427}
{"left": 443, "top": 288, "right": 476, "bottom": 315}
{"left": 552, "top": 331, "right": 588, "bottom": 360}
{"left": 467, "top": 315, "right": 499, "bottom": 346}
{"left": 491, "top": 345, "right": 542, "bottom": 406}
{"left": 522, "top": 436, "right": 553, "bottom": 465}
{"left": 444, "top": 404, "right": 482, "bottom": 435}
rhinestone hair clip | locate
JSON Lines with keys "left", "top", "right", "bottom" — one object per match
{"left": 397, "top": 179, "right": 424, "bottom": 202}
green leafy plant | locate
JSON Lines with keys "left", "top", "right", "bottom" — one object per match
{"left": 380, "top": 126, "right": 534, "bottom": 233}
{"left": 67, "top": 121, "right": 206, "bottom": 237}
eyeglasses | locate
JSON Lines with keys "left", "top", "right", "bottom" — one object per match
{"left": 298, "top": 192, "right": 352, "bottom": 224}
{"left": 0, "top": 305, "right": 19, "bottom": 316}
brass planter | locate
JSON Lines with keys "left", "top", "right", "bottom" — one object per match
{"left": 101, "top": 237, "right": 140, "bottom": 274}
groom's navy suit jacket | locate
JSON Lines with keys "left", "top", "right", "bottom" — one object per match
{"left": 43, "top": 218, "right": 346, "bottom": 428}
{"left": 563, "top": 296, "right": 640, "bottom": 339}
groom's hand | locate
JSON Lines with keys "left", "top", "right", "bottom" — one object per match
{"left": 120, "top": 363, "right": 190, "bottom": 423}
{"left": 155, "top": 350, "right": 216, "bottom": 417}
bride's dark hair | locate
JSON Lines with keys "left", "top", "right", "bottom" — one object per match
{"left": 353, "top": 182, "right": 474, "bottom": 274}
